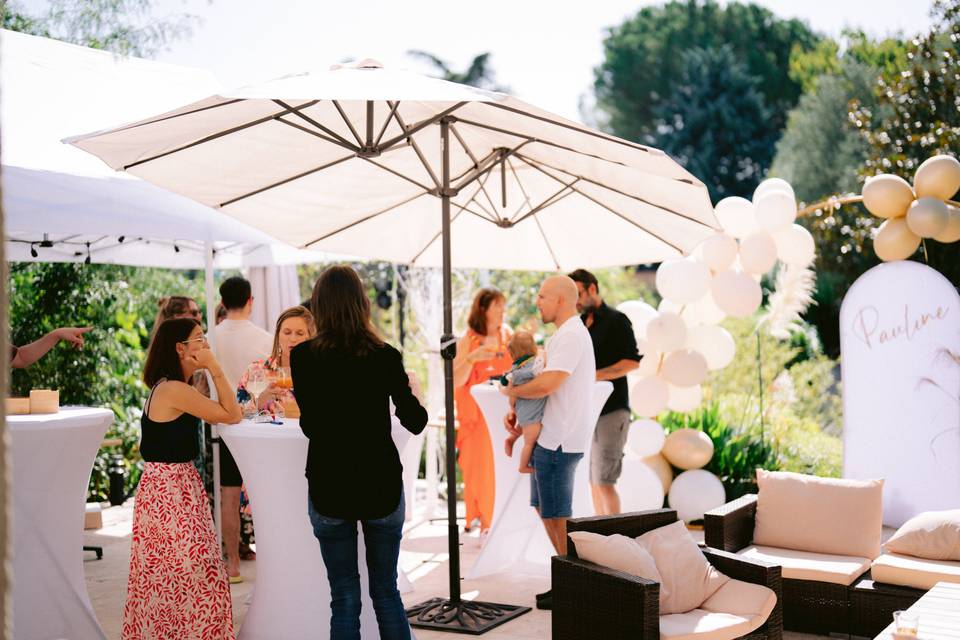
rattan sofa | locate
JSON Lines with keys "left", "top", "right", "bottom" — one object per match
{"left": 552, "top": 509, "right": 783, "bottom": 640}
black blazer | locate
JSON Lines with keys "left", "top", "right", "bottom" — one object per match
{"left": 290, "top": 341, "right": 427, "bottom": 520}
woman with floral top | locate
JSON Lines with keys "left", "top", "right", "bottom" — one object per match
{"left": 237, "top": 306, "right": 316, "bottom": 416}
{"left": 233, "top": 305, "right": 315, "bottom": 557}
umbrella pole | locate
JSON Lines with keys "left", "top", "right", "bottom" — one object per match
{"left": 405, "top": 117, "right": 530, "bottom": 635}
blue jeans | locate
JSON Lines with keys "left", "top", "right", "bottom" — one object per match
{"left": 529, "top": 444, "right": 584, "bottom": 519}
{"left": 307, "top": 493, "right": 411, "bottom": 640}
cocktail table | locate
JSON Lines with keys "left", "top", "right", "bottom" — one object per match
{"left": 873, "top": 581, "right": 960, "bottom": 639}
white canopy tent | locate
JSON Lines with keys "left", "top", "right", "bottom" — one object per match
{"left": 1, "top": 29, "right": 326, "bottom": 325}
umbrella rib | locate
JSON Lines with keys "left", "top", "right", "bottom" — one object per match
{"left": 409, "top": 196, "right": 474, "bottom": 265}
{"left": 465, "top": 166, "right": 500, "bottom": 222}
{"left": 510, "top": 179, "right": 579, "bottom": 225}
{"left": 452, "top": 141, "right": 532, "bottom": 193}
{"left": 390, "top": 110, "right": 442, "bottom": 190}
{"left": 376, "top": 102, "right": 467, "bottom": 152}
{"left": 274, "top": 100, "right": 359, "bottom": 151}
{"left": 123, "top": 100, "right": 321, "bottom": 170}
{"left": 483, "top": 102, "right": 655, "bottom": 154}
{"left": 218, "top": 153, "right": 355, "bottom": 207}
{"left": 374, "top": 101, "right": 402, "bottom": 147}
{"left": 96, "top": 98, "right": 247, "bottom": 136}
{"left": 361, "top": 158, "right": 436, "bottom": 195}
{"left": 531, "top": 213, "right": 562, "bottom": 271}
{"left": 506, "top": 156, "right": 534, "bottom": 220}
{"left": 449, "top": 124, "right": 481, "bottom": 168}
{"left": 330, "top": 100, "right": 364, "bottom": 147}
{"left": 453, "top": 117, "right": 633, "bottom": 170}
{"left": 516, "top": 153, "right": 718, "bottom": 231}
{"left": 516, "top": 156, "right": 686, "bottom": 254}
{"left": 300, "top": 192, "right": 429, "bottom": 248}
{"left": 275, "top": 117, "right": 360, "bottom": 153}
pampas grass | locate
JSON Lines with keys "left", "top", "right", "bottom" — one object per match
{"left": 758, "top": 264, "right": 816, "bottom": 340}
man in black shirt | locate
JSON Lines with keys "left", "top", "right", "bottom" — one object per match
{"left": 569, "top": 269, "right": 641, "bottom": 516}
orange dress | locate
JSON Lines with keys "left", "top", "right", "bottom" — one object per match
{"left": 454, "top": 328, "right": 513, "bottom": 531}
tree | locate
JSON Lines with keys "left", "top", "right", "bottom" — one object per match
{"left": 1, "top": 0, "right": 200, "bottom": 56}
{"left": 592, "top": 0, "right": 820, "bottom": 147}
{"left": 407, "top": 50, "right": 509, "bottom": 92}
{"left": 655, "top": 45, "right": 776, "bottom": 201}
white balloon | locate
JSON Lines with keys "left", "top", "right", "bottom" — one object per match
{"left": 617, "top": 300, "right": 657, "bottom": 333}
{"left": 698, "top": 232, "right": 739, "bottom": 272}
{"left": 914, "top": 154, "right": 960, "bottom": 201}
{"left": 711, "top": 270, "right": 763, "bottom": 318}
{"left": 754, "top": 190, "right": 797, "bottom": 233}
{"left": 656, "top": 258, "right": 711, "bottom": 304}
{"left": 667, "top": 383, "right": 703, "bottom": 412}
{"left": 772, "top": 224, "right": 816, "bottom": 266}
{"left": 934, "top": 205, "right": 960, "bottom": 243}
{"left": 738, "top": 232, "right": 778, "bottom": 275}
{"left": 680, "top": 294, "right": 727, "bottom": 326}
{"left": 630, "top": 376, "right": 669, "bottom": 418}
{"left": 637, "top": 352, "right": 661, "bottom": 377}
{"left": 874, "top": 217, "right": 921, "bottom": 262}
{"left": 754, "top": 177, "right": 796, "bottom": 202}
{"left": 627, "top": 419, "right": 666, "bottom": 457}
{"left": 862, "top": 174, "right": 916, "bottom": 219}
{"left": 645, "top": 312, "right": 687, "bottom": 353}
{"left": 618, "top": 456, "right": 666, "bottom": 512}
{"left": 906, "top": 197, "right": 950, "bottom": 239}
{"left": 714, "top": 196, "right": 758, "bottom": 239}
{"left": 685, "top": 324, "right": 736, "bottom": 370}
{"left": 661, "top": 350, "right": 708, "bottom": 387}
{"left": 668, "top": 470, "right": 727, "bottom": 522}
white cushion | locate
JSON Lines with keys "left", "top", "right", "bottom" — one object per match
{"left": 567, "top": 531, "right": 661, "bottom": 583}
{"left": 660, "top": 579, "right": 778, "bottom": 639}
{"left": 884, "top": 510, "right": 960, "bottom": 561}
{"left": 636, "top": 521, "right": 730, "bottom": 615}
{"left": 739, "top": 544, "right": 870, "bottom": 585}
{"left": 871, "top": 552, "right": 960, "bottom": 590}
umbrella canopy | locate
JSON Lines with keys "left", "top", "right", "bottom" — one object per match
{"left": 67, "top": 60, "right": 718, "bottom": 270}
{"left": 1, "top": 29, "right": 331, "bottom": 269}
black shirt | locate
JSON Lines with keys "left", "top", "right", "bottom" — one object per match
{"left": 291, "top": 341, "right": 428, "bottom": 520}
{"left": 140, "top": 409, "right": 200, "bottom": 463}
{"left": 582, "top": 302, "right": 641, "bottom": 415}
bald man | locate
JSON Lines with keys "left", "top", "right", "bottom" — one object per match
{"left": 503, "top": 275, "right": 596, "bottom": 610}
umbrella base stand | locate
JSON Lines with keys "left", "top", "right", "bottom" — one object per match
{"left": 406, "top": 597, "right": 531, "bottom": 635}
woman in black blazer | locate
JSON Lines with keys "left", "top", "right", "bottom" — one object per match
{"left": 291, "top": 265, "right": 427, "bottom": 640}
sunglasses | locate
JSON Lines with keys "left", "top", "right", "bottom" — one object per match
{"left": 180, "top": 336, "right": 207, "bottom": 345}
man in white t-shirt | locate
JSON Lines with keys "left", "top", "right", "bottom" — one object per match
{"left": 209, "top": 276, "right": 272, "bottom": 582}
{"left": 503, "top": 275, "right": 596, "bottom": 610}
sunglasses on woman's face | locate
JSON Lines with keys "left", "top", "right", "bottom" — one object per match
{"left": 180, "top": 336, "right": 207, "bottom": 345}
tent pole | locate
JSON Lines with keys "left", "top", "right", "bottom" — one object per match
{"left": 205, "top": 241, "right": 223, "bottom": 550}
{"left": 405, "top": 118, "right": 530, "bottom": 635}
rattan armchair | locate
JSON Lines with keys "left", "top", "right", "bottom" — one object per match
{"left": 552, "top": 509, "right": 782, "bottom": 640}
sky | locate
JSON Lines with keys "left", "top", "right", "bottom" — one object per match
{"left": 21, "top": 0, "right": 939, "bottom": 123}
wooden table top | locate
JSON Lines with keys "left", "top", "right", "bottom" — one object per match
{"left": 875, "top": 582, "right": 960, "bottom": 640}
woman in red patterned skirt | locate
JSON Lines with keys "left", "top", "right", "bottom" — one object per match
{"left": 124, "top": 317, "right": 243, "bottom": 640}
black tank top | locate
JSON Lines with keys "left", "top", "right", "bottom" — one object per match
{"left": 140, "top": 381, "right": 200, "bottom": 463}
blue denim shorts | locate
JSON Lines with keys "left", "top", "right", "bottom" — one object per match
{"left": 529, "top": 443, "right": 584, "bottom": 519}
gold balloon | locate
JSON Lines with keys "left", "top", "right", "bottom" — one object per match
{"left": 906, "top": 197, "right": 950, "bottom": 238}
{"left": 862, "top": 174, "right": 915, "bottom": 219}
{"left": 934, "top": 205, "right": 960, "bottom": 243}
{"left": 874, "top": 217, "right": 921, "bottom": 262}
{"left": 641, "top": 453, "right": 674, "bottom": 493}
{"left": 914, "top": 155, "right": 960, "bottom": 201}
{"left": 662, "top": 428, "right": 714, "bottom": 470}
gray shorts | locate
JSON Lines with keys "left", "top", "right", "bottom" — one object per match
{"left": 589, "top": 409, "right": 630, "bottom": 485}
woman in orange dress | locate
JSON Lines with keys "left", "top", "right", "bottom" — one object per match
{"left": 453, "top": 288, "right": 513, "bottom": 537}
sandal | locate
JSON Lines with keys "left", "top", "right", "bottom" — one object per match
{"left": 240, "top": 548, "right": 257, "bottom": 561}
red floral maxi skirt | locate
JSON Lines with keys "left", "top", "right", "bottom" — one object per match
{"left": 122, "top": 462, "right": 235, "bottom": 640}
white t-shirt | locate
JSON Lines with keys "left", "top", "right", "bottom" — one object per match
{"left": 537, "top": 315, "right": 596, "bottom": 453}
{"left": 210, "top": 318, "right": 273, "bottom": 390}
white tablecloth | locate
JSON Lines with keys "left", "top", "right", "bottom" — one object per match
{"left": 467, "top": 382, "right": 612, "bottom": 579}
{"left": 9, "top": 407, "right": 113, "bottom": 640}
{"left": 219, "top": 417, "right": 418, "bottom": 640}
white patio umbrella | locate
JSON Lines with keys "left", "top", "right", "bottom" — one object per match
{"left": 67, "top": 58, "right": 718, "bottom": 634}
